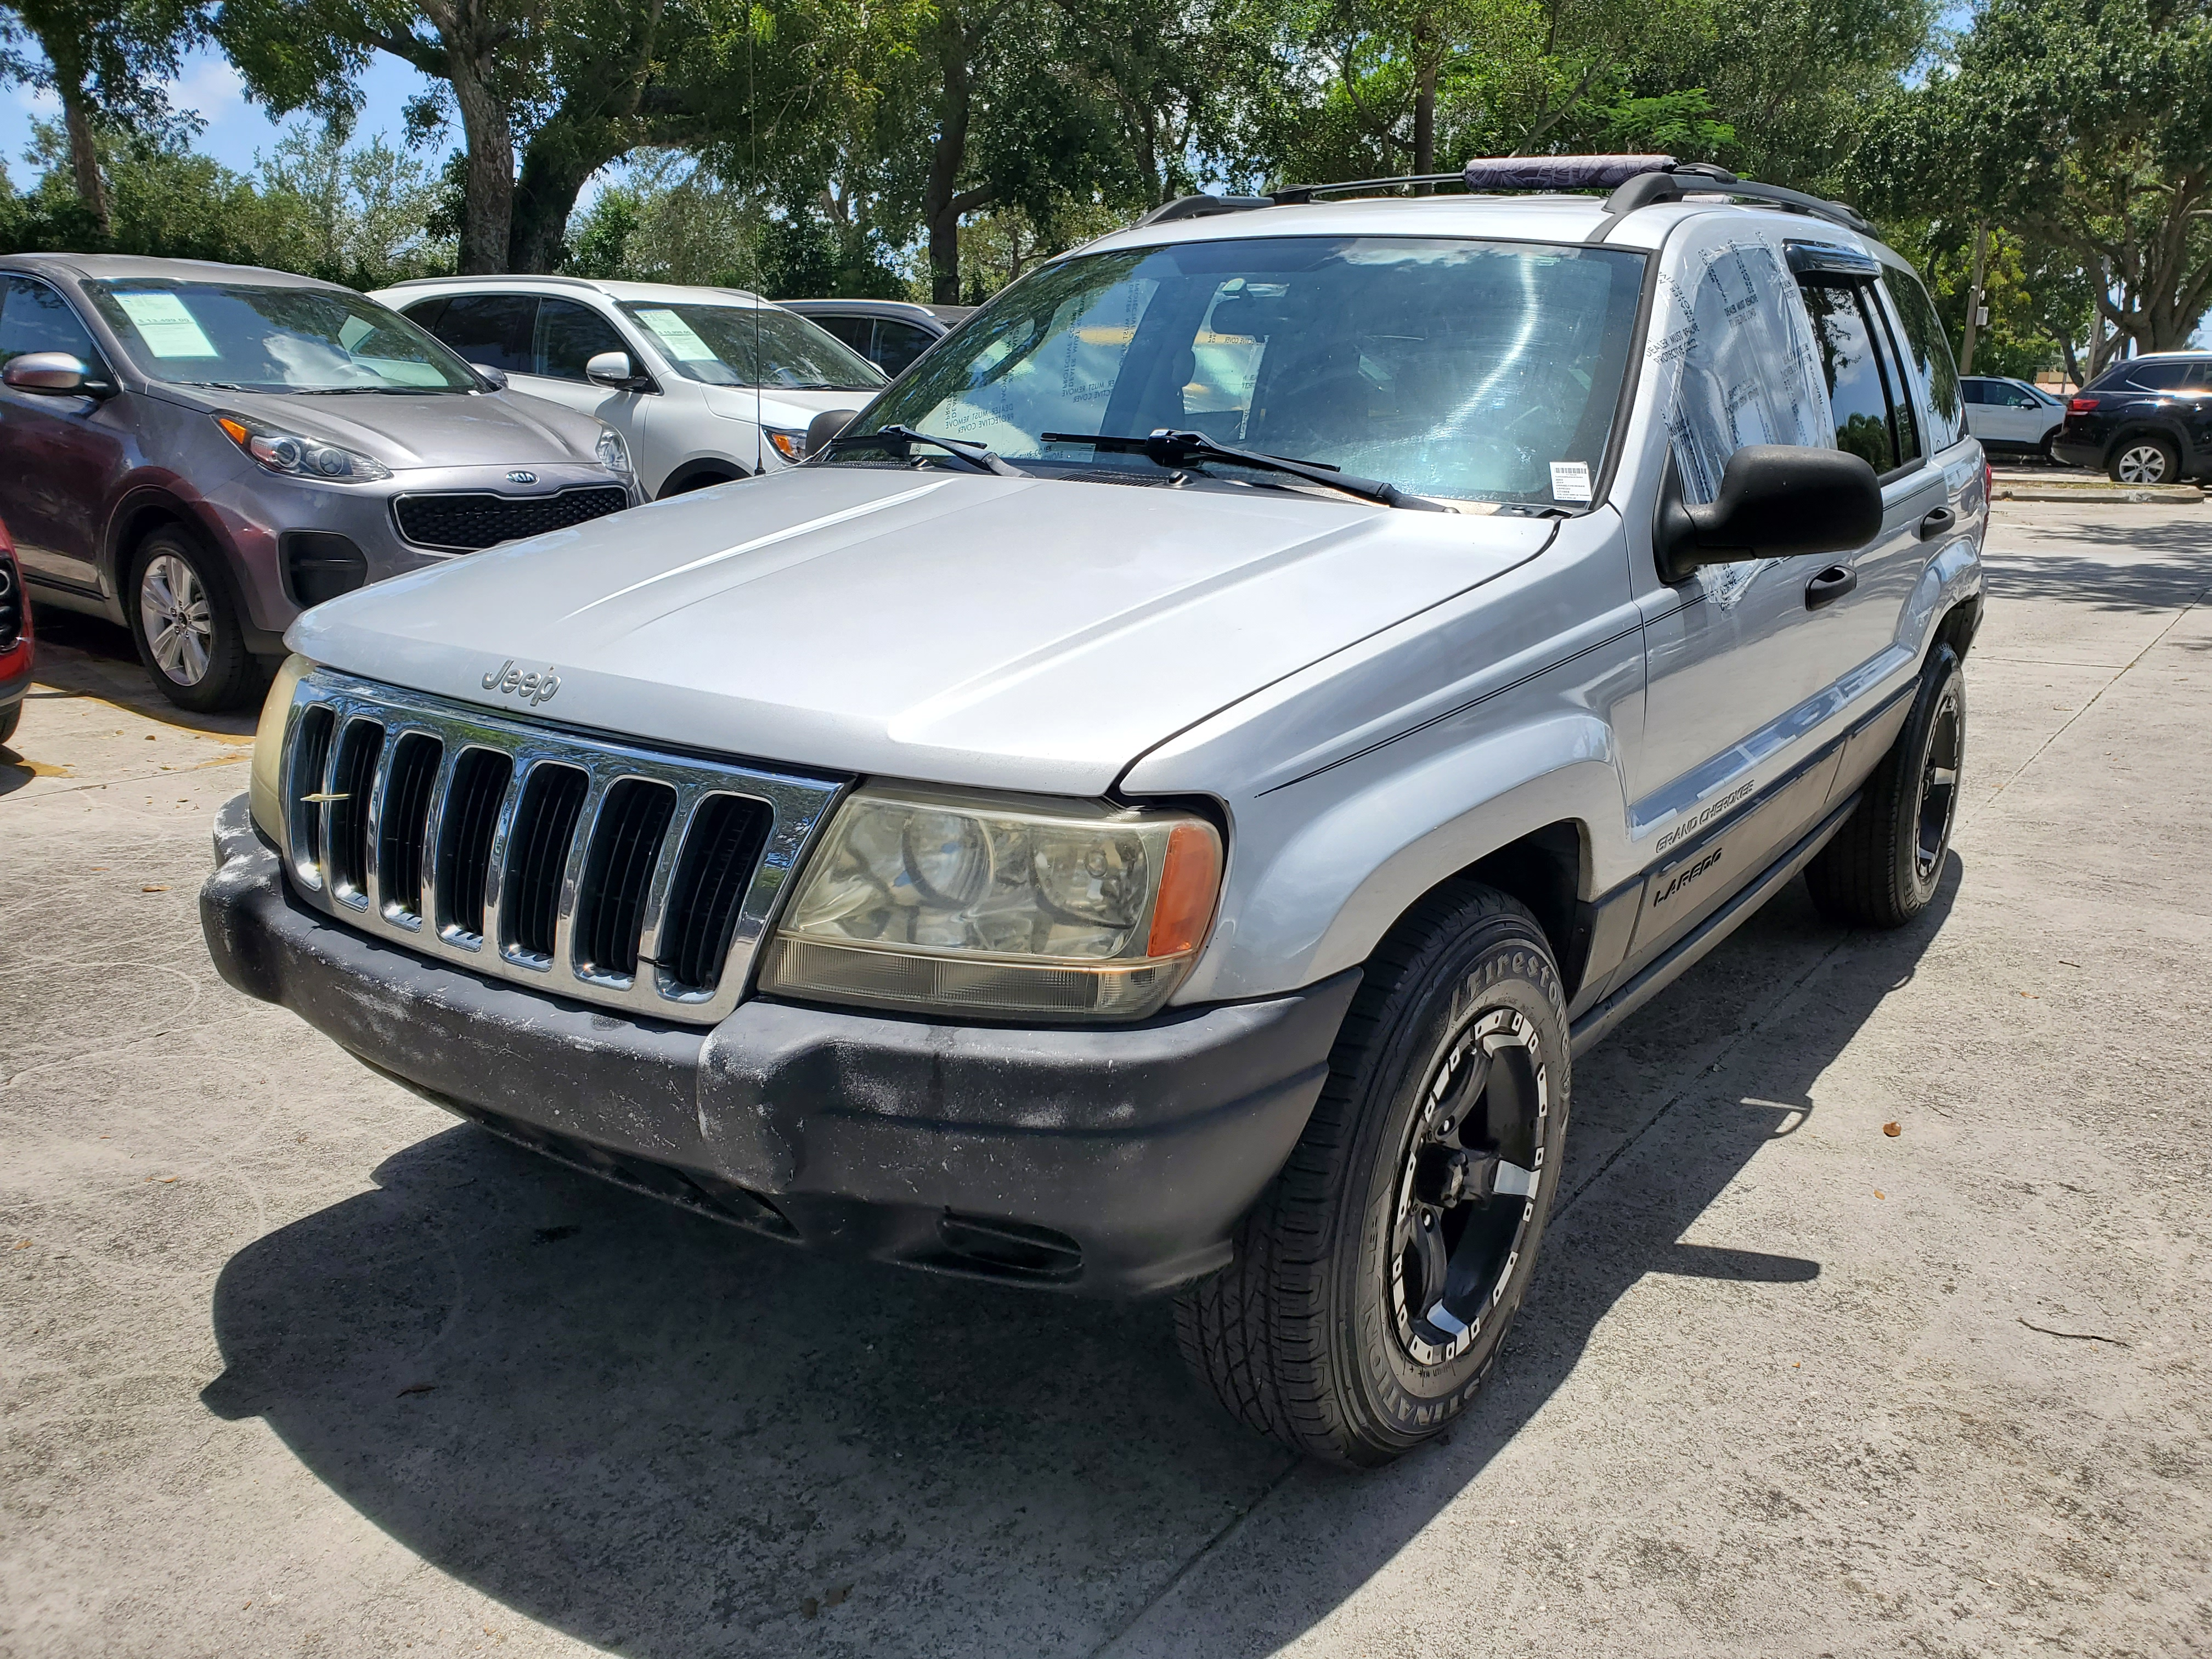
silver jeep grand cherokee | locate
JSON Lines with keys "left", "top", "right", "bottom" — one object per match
{"left": 201, "top": 156, "right": 1984, "bottom": 1468}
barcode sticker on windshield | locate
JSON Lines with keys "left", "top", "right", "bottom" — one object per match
{"left": 634, "top": 308, "right": 719, "bottom": 363}
{"left": 114, "top": 291, "right": 217, "bottom": 358}
{"left": 1548, "top": 460, "right": 1593, "bottom": 503}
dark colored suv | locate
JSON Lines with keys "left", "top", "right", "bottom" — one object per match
{"left": 2049, "top": 352, "right": 2212, "bottom": 484}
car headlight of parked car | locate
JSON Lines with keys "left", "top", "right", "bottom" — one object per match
{"left": 215, "top": 414, "right": 391, "bottom": 483}
{"left": 764, "top": 426, "right": 809, "bottom": 463}
{"left": 595, "top": 427, "right": 631, "bottom": 475}
{"left": 759, "top": 786, "right": 1223, "bottom": 1022}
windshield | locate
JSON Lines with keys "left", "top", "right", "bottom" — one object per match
{"left": 841, "top": 236, "right": 1646, "bottom": 506}
{"left": 83, "top": 279, "right": 480, "bottom": 392}
{"left": 618, "top": 302, "right": 884, "bottom": 391}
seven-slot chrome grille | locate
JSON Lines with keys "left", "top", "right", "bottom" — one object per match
{"left": 276, "top": 669, "right": 846, "bottom": 1023}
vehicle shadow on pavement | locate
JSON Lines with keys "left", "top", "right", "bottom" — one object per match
{"left": 197, "top": 867, "right": 1956, "bottom": 1658}
{"left": 1981, "top": 518, "right": 2212, "bottom": 616}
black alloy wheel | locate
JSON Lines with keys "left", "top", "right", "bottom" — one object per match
{"left": 1390, "top": 1007, "right": 1547, "bottom": 1369}
{"left": 1806, "top": 642, "right": 1967, "bottom": 928}
{"left": 1177, "top": 883, "right": 1570, "bottom": 1467}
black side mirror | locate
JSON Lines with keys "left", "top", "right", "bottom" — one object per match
{"left": 3, "top": 351, "right": 114, "bottom": 397}
{"left": 805, "top": 407, "right": 860, "bottom": 459}
{"left": 1657, "top": 444, "right": 1882, "bottom": 583}
{"left": 470, "top": 362, "right": 509, "bottom": 391}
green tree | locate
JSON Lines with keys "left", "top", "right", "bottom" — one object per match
{"left": 1855, "top": 0, "right": 2212, "bottom": 356}
{"left": 0, "top": 0, "right": 206, "bottom": 234}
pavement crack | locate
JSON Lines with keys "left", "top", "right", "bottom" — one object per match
{"left": 1084, "top": 1453, "right": 1302, "bottom": 1658}
{"left": 2017, "top": 1318, "right": 2131, "bottom": 1347}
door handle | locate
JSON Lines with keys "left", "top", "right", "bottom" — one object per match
{"left": 1805, "top": 565, "right": 1856, "bottom": 610}
{"left": 1917, "top": 506, "right": 1955, "bottom": 540}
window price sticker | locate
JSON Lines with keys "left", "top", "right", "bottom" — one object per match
{"left": 634, "top": 308, "right": 720, "bottom": 364}
{"left": 114, "top": 291, "right": 217, "bottom": 358}
{"left": 1548, "top": 460, "right": 1593, "bottom": 503}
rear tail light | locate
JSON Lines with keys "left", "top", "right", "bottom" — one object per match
{"left": 2068, "top": 396, "right": 2097, "bottom": 413}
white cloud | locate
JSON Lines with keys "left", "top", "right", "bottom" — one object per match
{"left": 13, "top": 85, "right": 59, "bottom": 116}
{"left": 163, "top": 57, "right": 249, "bottom": 125}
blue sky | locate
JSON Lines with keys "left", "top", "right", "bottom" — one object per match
{"left": 2, "top": 47, "right": 440, "bottom": 190}
{"left": 3, "top": 44, "right": 636, "bottom": 218}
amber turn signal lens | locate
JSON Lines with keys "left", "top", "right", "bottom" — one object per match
{"left": 216, "top": 416, "right": 252, "bottom": 447}
{"left": 1147, "top": 820, "right": 1223, "bottom": 958}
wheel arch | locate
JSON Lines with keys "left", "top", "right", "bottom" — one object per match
{"left": 101, "top": 486, "right": 233, "bottom": 604}
{"left": 1178, "top": 713, "right": 1628, "bottom": 1006}
{"left": 2103, "top": 420, "right": 2192, "bottom": 467}
{"left": 654, "top": 458, "right": 751, "bottom": 499}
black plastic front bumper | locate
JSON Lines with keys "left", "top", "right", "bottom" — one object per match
{"left": 199, "top": 796, "right": 1359, "bottom": 1297}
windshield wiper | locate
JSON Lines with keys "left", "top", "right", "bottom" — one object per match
{"left": 173, "top": 380, "right": 269, "bottom": 392}
{"left": 297, "top": 385, "right": 453, "bottom": 394}
{"left": 828, "top": 423, "right": 1028, "bottom": 478}
{"left": 1041, "top": 429, "right": 1445, "bottom": 511}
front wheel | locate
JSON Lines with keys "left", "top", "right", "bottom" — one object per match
{"left": 1176, "top": 885, "right": 1570, "bottom": 1467}
{"left": 128, "top": 531, "right": 259, "bottom": 712}
{"left": 2109, "top": 436, "right": 2179, "bottom": 486}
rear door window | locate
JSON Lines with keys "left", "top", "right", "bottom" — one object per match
{"left": 533, "top": 298, "right": 627, "bottom": 382}
{"left": 1881, "top": 269, "right": 1965, "bottom": 452}
{"left": 1798, "top": 278, "right": 1898, "bottom": 473}
{"left": 873, "top": 320, "right": 935, "bottom": 376}
{"left": 427, "top": 293, "right": 535, "bottom": 373}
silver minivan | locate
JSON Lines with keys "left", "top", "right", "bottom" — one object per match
{"left": 0, "top": 255, "right": 636, "bottom": 710}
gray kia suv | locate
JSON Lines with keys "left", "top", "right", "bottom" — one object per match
{"left": 0, "top": 255, "right": 639, "bottom": 712}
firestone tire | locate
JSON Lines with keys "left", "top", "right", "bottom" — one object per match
{"left": 1805, "top": 643, "right": 1965, "bottom": 929}
{"left": 1176, "top": 884, "right": 1571, "bottom": 1468}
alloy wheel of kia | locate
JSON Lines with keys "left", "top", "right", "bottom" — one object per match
{"left": 139, "top": 553, "right": 214, "bottom": 685}
{"left": 1389, "top": 1005, "right": 1547, "bottom": 1370}
{"left": 2114, "top": 443, "right": 2171, "bottom": 485}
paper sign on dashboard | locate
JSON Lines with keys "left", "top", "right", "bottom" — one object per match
{"left": 113, "top": 291, "right": 218, "bottom": 358}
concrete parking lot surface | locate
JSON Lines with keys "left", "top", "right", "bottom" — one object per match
{"left": 3, "top": 500, "right": 2208, "bottom": 1657}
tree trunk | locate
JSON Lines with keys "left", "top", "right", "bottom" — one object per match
{"left": 510, "top": 136, "right": 617, "bottom": 273}
{"left": 448, "top": 63, "right": 515, "bottom": 274}
{"left": 922, "top": 9, "right": 974, "bottom": 306}
{"left": 52, "top": 60, "right": 110, "bottom": 238}
{"left": 1959, "top": 221, "right": 1988, "bottom": 375}
{"left": 2060, "top": 332, "right": 2083, "bottom": 392}
{"left": 1412, "top": 58, "right": 1438, "bottom": 191}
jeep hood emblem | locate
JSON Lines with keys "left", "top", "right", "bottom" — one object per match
{"left": 483, "top": 658, "right": 560, "bottom": 705}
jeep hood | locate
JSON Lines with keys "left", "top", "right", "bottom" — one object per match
{"left": 291, "top": 467, "right": 1553, "bottom": 796}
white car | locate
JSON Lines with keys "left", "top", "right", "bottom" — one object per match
{"left": 371, "top": 276, "right": 887, "bottom": 498}
{"left": 1959, "top": 375, "right": 2064, "bottom": 458}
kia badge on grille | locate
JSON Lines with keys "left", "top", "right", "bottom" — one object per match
{"left": 506, "top": 470, "right": 538, "bottom": 484}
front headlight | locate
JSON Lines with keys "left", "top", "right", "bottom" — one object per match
{"left": 215, "top": 414, "right": 390, "bottom": 483}
{"left": 595, "top": 427, "right": 631, "bottom": 474}
{"left": 249, "top": 653, "right": 310, "bottom": 839}
{"left": 759, "top": 786, "right": 1223, "bottom": 1022}
{"left": 764, "top": 426, "right": 808, "bottom": 463}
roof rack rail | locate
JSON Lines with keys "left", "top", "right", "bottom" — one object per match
{"left": 1601, "top": 168, "right": 1874, "bottom": 235}
{"left": 1133, "top": 155, "right": 1873, "bottom": 236}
